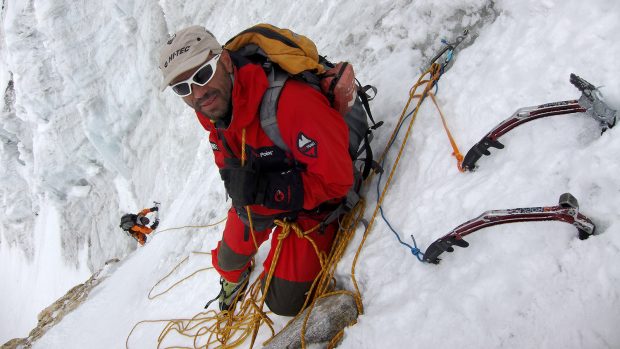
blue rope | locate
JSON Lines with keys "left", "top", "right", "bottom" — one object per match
{"left": 376, "top": 106, "right": 426, "bottom": 262}
{"left": 440, "top": 38, "right": 454, "bottom": 64}
{"left": 379, "top": 204, "right": 424, "bottom": 261}
{"left": 375, "top": 42, "right": 453, "bottom": 262}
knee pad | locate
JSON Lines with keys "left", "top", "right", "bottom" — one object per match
{"left": 263, "top": 277, "right": 313, "bottom": 316}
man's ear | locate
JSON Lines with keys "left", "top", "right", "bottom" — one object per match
{"left": 220, "top": 50, "right": 233, "bottom": 74}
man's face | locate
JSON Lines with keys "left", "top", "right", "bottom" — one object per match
{"left": 171, "top": 51, "right": 233, "bottom": 120}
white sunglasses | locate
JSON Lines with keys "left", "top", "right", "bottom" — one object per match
{"left": 171, "top": 54, "right": 221, "bottom": 97}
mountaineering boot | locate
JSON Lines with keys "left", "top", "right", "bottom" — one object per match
{"left": 205, "top": 267, "right": 251, "bottom": 310}
{"left": 218, "top": 269, "right": 250, "bottom": 311}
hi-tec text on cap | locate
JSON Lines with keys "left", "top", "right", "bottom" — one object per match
{"left": 164, "top": 45, "right": 190, "bottom": 68}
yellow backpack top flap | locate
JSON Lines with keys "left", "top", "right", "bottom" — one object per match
{"left": 225, "top": 23, "right": 325, "bottom": 75}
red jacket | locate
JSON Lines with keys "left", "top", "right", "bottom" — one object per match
{"left": 196, "top": 54, "right": 353, "bottom": 230}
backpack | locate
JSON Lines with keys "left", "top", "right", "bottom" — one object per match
{"left": 225, "top": 24, "right": 383, "bottom": 226}
{"left": 120, "top": 214, "right": 137, "bottom": 231}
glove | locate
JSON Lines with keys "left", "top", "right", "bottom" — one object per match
{"left": 220, "top": 159, "right": 304, "bottom": 211}
{"left": 151, "top": 206, "right": 159, "bottom": 212}
{"left": 256, "top": 169, "right": 304, "bottom": 211}
{"left": 219, "top": 160, "right": 259, "bottom": 207}
{"left": 151, "top": 219, "right": 159, "bottom": 230}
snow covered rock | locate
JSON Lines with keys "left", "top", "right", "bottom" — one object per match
{"left": 1, "top": 259, "right": 119, "bottom": 349}
{"left": 264, "top": 293, "right": 358, "bottom": 349}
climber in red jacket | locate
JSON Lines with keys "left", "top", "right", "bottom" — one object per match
{"left": 158, "top": 26, "right": 353, "bottom": 316}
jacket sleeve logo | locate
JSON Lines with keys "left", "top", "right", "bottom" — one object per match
{"left": 297, "top": 132, "right": 318, "bottom": 158}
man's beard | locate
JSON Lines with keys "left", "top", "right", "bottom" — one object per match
{"left": 193, "top": 90, "right": 230, "bottom": 121}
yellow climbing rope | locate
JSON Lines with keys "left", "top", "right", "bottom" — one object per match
{"left": 126, "top": 219, "right": 227, "bottom": 349}
{"left": 133, "top": 199, "right": 366, "bottom": 349}
{"left": 351, "top": 63, "right": 444, "bottom": 302}
{"left": 148, "top": 252, "right": 214, "bottom": 300}
{"left": 155, "top": 217, "right": 228, "bottom": 234}
{"left": 241, "top": 127, "right": 260, "bottom": 252}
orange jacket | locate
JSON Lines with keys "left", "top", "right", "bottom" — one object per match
{"left": 129, "top": 208, "right": 155, "bottom": 234}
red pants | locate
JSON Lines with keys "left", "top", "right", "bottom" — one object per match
{"left": 212, "top": 208, "right": 337, "bottom": 315}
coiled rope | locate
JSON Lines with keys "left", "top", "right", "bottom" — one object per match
{"left": 127, "top": 200, "right": 365, "bottom": 349}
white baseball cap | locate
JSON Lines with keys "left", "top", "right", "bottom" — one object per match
{"left": 159, "top": 25, "right": 223, "bottom": 91}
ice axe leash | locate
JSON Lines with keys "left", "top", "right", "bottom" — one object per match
{"left": 372, "top": 30, "right": 469, "bottom": 262}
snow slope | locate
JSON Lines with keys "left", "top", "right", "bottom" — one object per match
{"left": 1, "top": 0, "right": 619, "bottom": 347}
